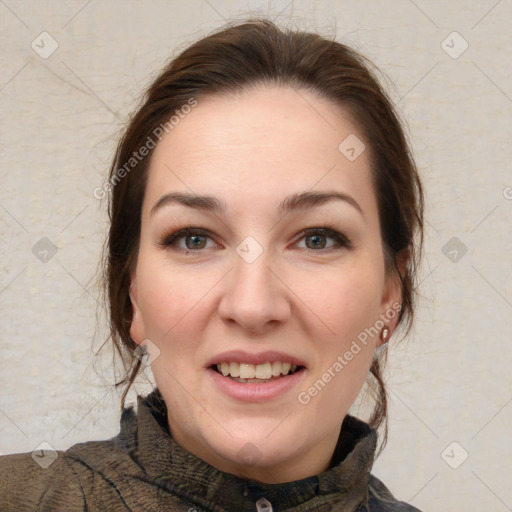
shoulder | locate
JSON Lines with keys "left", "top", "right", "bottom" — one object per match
{"left": 0, "top": 408, "right": 142, "bottom": 512}
{"left": 0, "top": 449, "right": 87, "bottom": 511}
{"left": 361, "top": 474, "right": 423, "bottom": 511}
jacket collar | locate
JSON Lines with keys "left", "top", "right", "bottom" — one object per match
{"left": 128, "top": 388, "right": 377, "bottom": 511}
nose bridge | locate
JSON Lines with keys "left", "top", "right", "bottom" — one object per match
{"left": 218, "top": 236, "right": 289, "bottom": 329}
{"left": 234, "top": 244, "right": 272, "bottom": 294}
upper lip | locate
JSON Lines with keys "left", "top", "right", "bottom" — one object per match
{"left": 206, "top": 349, "right": 307, "bottom": 368}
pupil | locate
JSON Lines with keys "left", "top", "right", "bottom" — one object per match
{"left": 187, "top": 235, "right": 205, "bottom": 249}
{"left": 307, "top": 235, "right": 325, "bottom": 249}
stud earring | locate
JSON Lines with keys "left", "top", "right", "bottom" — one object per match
{"left": 381, "top": 327, "right": 390, "bottom": 343}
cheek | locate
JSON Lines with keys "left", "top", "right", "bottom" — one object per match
{"left": 292, "top": 262, "right": 382, "bottom": 402}
{"left": 136, "top": 256, "right": 218, "bottom": 346}
{"left": 294, "top": 262, "right": 383, "bottom": 340}
{"left": 296, "top": 273, "right": 380, "bottom": 419}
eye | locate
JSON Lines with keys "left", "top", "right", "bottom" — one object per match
{"left": 295, "top": 227, "right": 351, "bottom": 251}
{"left": 159, "top": 228, "right": 218, "bottom": 252}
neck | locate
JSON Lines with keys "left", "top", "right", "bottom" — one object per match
{"left": 168, "top": 414, "right": 341, "bottom": 484}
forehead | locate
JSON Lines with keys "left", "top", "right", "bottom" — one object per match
{"left": 143, "top": 85, "right": 376, "bottom": 220}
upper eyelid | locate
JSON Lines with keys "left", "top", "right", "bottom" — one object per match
{"left": 160, "top": 227, "right": 350, "bottom": 249}
{"left": 295, "top": 228, "right": 351, "bottom": 248}
{"left": 161, "top": 228, "right": 217, "bottom": 246}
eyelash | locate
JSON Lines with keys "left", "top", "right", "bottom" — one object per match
{"left": 158, "top": 226, "right": 352, "bottom": 254}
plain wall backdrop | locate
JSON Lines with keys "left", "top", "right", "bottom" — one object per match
{"left": 1, "top": 1, "right": 511, "bottom": 510}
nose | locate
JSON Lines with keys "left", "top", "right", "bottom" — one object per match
{"left": 218, "top": 245, "right": 291, "bottom": 333}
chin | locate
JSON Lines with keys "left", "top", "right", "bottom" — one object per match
{"left": 197, "top": 419, "right": 309, "bottom": 477}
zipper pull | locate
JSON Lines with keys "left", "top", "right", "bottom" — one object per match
{"left": 255, "top": 497, "right": 273, "bottom": 512}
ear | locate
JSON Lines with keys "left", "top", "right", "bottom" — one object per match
{"left": 377, "top": 246, "right": 409, "bottom": 346}
{"left": 129, "top": 271, "right": 146, "bottom": 345}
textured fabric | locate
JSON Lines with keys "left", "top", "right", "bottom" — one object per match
{"left": 0, "top": 389, "right": 421, "bottom": 511}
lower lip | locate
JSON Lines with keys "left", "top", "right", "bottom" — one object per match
{"left": 207, "top": 367, "right": 305, "bottom": 402}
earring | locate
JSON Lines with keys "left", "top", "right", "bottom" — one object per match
{"left": 381, "top": 327, "right": 390, "bottom": 343}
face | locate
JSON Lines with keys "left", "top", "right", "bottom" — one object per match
{"left": 129, "top": 85, "right": 402, "bottom": 483}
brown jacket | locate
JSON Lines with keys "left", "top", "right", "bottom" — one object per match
{"left": 0, "top": 389, "right": 421, "bottom": 511}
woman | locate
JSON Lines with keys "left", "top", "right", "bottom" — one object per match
{"left": 0, "top": 18, "right": 424, "bottom": 511}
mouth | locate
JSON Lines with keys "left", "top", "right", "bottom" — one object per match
{"left": 211, "top": 361, "right": 304, "bottom": 383}
{"left": 206, "top": 350, "right": 307, "bottom": 403}
{"left": 206, "top": 350, "right": 307, "bottom": 401}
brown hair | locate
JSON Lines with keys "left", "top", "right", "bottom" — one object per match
{"left": 100, "top": 18, "right": 424, "bottom": 447}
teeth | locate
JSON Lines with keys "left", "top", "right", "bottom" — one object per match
{"left": 271, "top": 361, "right": 281, "bottom": 377}
{"left": 220, "top": 362, "right": 230, "bottom": 376}
{"left": 239, "top": 364, "right": 253, "bottom": 379}
{"left": 255, "top": 362, "right": 272, "bottom": 379}
{"left": 216, "top": 361, "right": 299, "bottom": 379}
{"left": 229, "top": 361, "right": 240, "bottom": 377}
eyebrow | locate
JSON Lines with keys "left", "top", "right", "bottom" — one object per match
{"left": 278, "top": 191, "right": 364, "bottom": 219}
{"left": 150, "top": 192, "right": 225, "bottom": 217}
{"left": 150, "top": 190, "right": 364, "bottom": 219}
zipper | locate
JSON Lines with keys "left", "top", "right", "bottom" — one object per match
{"left": 255, "top": 497, "right": 273, "bottom": 511}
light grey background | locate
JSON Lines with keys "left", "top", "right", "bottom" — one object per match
{"left": 1, "top": 1, "right": 511, "bottom": 510}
